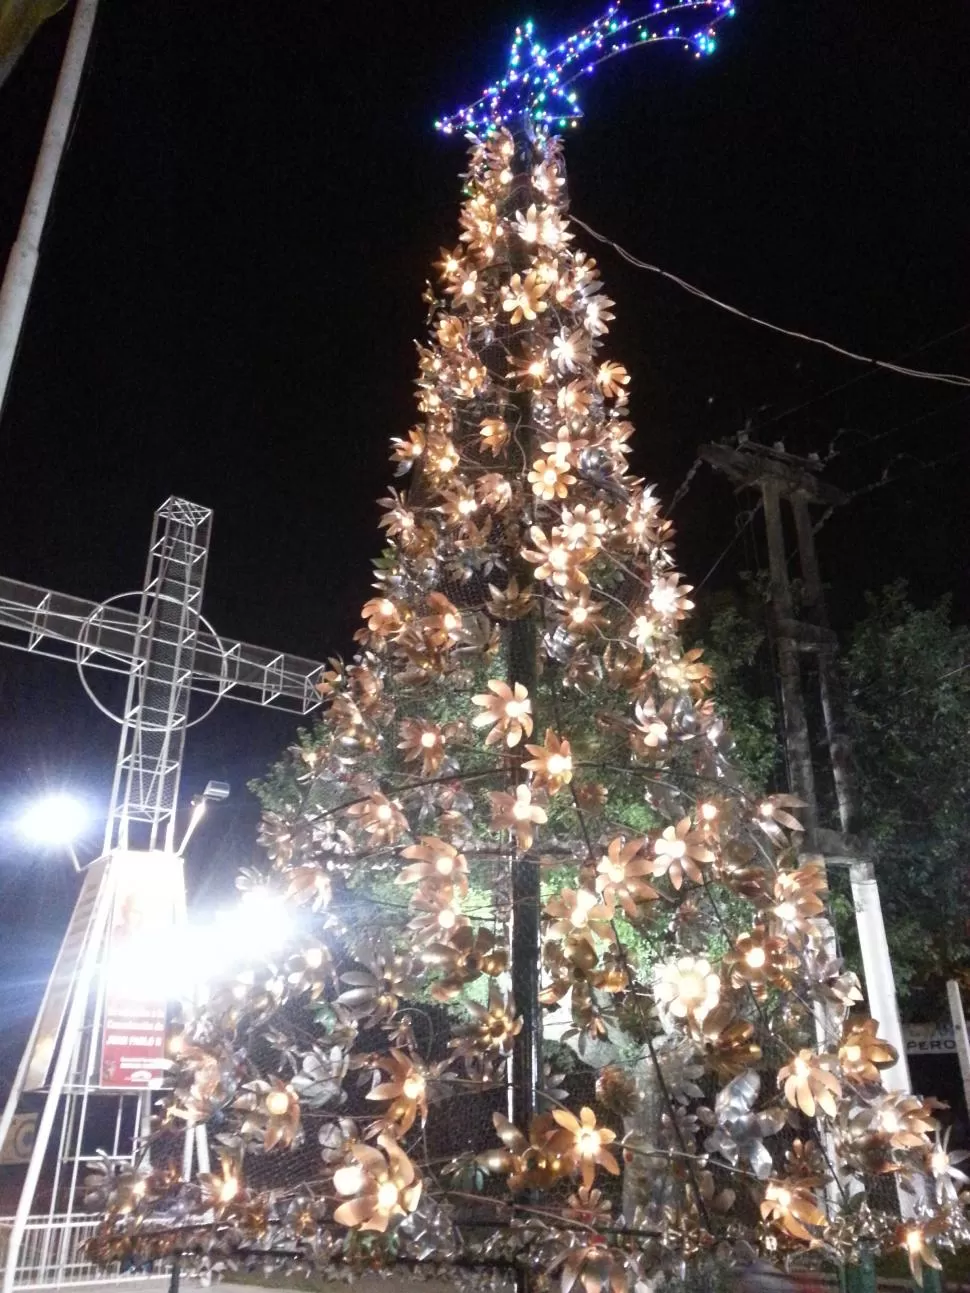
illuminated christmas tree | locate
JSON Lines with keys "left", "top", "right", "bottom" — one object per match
{"left": 91, "top": 6, "right": 968, "bottom": 1288}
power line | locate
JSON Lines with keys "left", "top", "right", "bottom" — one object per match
{"left": 571, "top": 213, "right": 970, "bottom": 389}
{"left": 695, "top": 502, "right": 762, "bottom": 592}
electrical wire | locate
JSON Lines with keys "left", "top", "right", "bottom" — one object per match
{"left": 571, "top": 213, "right": 970, "bottom": 389}
{"left": 695, "top": 502, "right": 762, "bottom": 592}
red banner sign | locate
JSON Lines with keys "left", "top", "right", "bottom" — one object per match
{"left": 100, "top": 853, "right": 184, "bottom": 1089}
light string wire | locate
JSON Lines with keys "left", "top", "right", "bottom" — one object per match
{"left": 570, "top": 213, "right": 970, "bottom": 389}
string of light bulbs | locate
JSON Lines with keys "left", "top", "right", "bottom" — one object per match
{"left": 571, "top": 214, "right": 970, "bottom": 389}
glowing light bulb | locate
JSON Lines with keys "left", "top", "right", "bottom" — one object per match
{"left": 402, "top": 1074, "right": 426, "bottom": 1101}
{"left": 700, "top": 802, "right": 718, "bottom": 821}
{"left": 905, "top": 1229, "right": 923, "bottom": 1254}
{"left": 434, "top": 854, "right": 455, "bottom": 876}
{"left": 438, "top": 455, "right": 456, "bottom": 473}
{"left": 304, "top": 947, "right": 324, "bottom": 969}
{"left": 793, "top": 1057, "right": 809, "bottom": 1079}
{"left": 548, "top": 546, "right": 568, "bottom": 570}
{"left": 745, "top": 946, "right": 766, "bottom": 970}
{"left": 438, "top": 908, "right": 457, "bottom": 930}
{"left": 505, "top": 700, "right": 526, "bottom": 719}
{"left": 265, "top": 1090, "right": 290, "bottom": 1117}
{"left": 379, "top": 599, "right": 395, "bottom": 615}
{"left": 930, "top": 1149, "right": 949, "bottom": 1175}
{"left": 773, "top": 1187, "right": 792, "bottom": 1210}
{"left": 461, "top": 279, "right": 476, "bottom": 296}
{"left": 547, "top": 753, "right": 571, "bottom": 777}
{"left": 442, "top": 612, "right": 459, "bottom": 630}
{"left": 570, "top": 605, "right": 588, "bottom": 624}
{"left": 376, "top": 1182, "right": 400, "bottom": 1211}
{"left": 376, "top": 803, "right": 393, "bottom": 822}
{"left": 576, "top": 1128, "right": 601, "bottom": 1155}
{"left": 843, "top": 1043, "right": 862, "bottom": 1064}
{"left": 542, "top": 468, "right": 559, "bottom": 486}
{"left": 881, "top": 1110, "right": 900, "bottom": 1134}
{"left": 512, "top": 798, "right": 533, "bottom": 821}
{"left": 220, "top": 1176, "right": 239, "bottom": 1203}
{"left": 420, "top": 731, "right": 439, "bottom": 749}
{"left": 775, "top": 901, "right": 797, "bottom": 923}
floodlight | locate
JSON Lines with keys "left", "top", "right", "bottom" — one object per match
{"left": 18, "top": 794, "right": 88, "bottom": 864}
{"left": 177, "top": 781, "right": 230, "bottom": 854}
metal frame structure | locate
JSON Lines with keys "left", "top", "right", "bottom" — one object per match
{"left": 0, "top": 497, "right": 327, "bottom": 1290}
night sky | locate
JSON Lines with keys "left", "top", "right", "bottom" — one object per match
{"left": 0, "top": 0, "right": 967, "bottom": 1087}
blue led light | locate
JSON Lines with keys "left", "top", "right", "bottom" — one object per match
{"left": 434, "top": 0, "right": 736, "bottom": 134}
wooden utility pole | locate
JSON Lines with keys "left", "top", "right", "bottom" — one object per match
{"left": 699, "top": 440, "right": 914, "bottom": 1109}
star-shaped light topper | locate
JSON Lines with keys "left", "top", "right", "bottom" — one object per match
{"left": 434, "top": 1, "right": 736, "bottom": 136}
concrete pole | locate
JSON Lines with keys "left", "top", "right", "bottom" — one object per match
{"left": 0, "top": 0, "right": 101, "bottom": 426}
{"left": 760, "top": 480, "right": 819, "bottom": 841}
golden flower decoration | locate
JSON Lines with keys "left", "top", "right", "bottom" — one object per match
{"left": 898, "top": 1225, "right": 943, "bottom": 1287}
{"left": 450, "top": 983, "right": 522, "bottom": 1065}
{"left": 418, "top": 591, "right": 463, "bottom": 648}
{"left": 438, "top": 485, "right": 479, "bottom": 527}
{"left": 233, "top": 1079, "right": 301, "bottom": 1151}
{"left": 557, "top": 377, "right": 593, "bottom": 418}
{"left": 595, "top": 1064, "right": 639, "bottom": 1117}
{"left": 760, "top": 1178, "right": 826, "bottom": 1242}
{"left": 509, "top": 349, "right": 549, "bottom": 389}
{"left": 725, "top": 923, "right": 797, "bottom": 1000}
{"left": 778, "top": 1049, "right": 841, "bottom": 1119}
{"left": 595, "top": 836, "right": 659, "bottom": 917}
{"left": 501, "top": 270, "right": 548, "bottom": 324}
{"left": 479, "top": 416, "right": 509, "bottom": 455}
{"left": 555, "top": 590, "right": 607, "bottom": 634}
{"left": 545, "top": 886, "right": 615, "bottom": 945}
{"left": 559, "top": 503, "right": 606, "bottom": 550}
{"left": 692, "top": 1006, "right": 763, "bottom": 1080}
{"left": 771, "top": 861, "right": 827, "bottom": 943}
{"left": 434, "top": 244, "right": 463, "bottom": 282}
{"left": 655, "top": 955, "right": 721, "bottom": 1022}
{"left": 596, "top": 361, "right": 630, "bottom": 399}
{"left": 486, "top": 576, "right": 534, "bottom": 621}
{"left": 479, "top": 1111, "right": 563, "bottom": 1192}
{"left": 360, "top": 594, "right": 406, "bottom": 638}
{"left": 489, "top": 784, "right": 548, "bottom": 851}
{"left": 423, "top": 926, "right": 508, "bottom": 1001}
{"left": 397, "top": 718, "right": 449, "bottom": 777}
{"left": 522, "top": 526, "right": 589, "bottom": 587}
{"left": 564, "top": 1184, "right": 612, "bottom": 1227}
{"left": 838, "top": 1017, "right": 898, "bottom": 1084}
{"left": 389, "top": 428, "right": 425, "bottom": 471}
{"left": 867, "top": 1092, "right": 939, "bottom": 1150}
{"left": 366, "top": 1049, "right": 430, "bottom": 1135}
{"left": 583, "top": 291, "right": 615, "bottom": 336}
{"left": 528, "top": 454, "right": 575, "bottom": 501}
{"left": 435, "top": 313, "right": 466, "bottom": 349}
{"left": 756, "top": 792, "right": 807, "bottom": 840}
{"left": 406, "top": 881, "right": 469, "bottom": 943}
{"left": 651, "top": 818, "right": 716, "bottom": 890}
{"left": 447, "top": 265, "right": 485, "bottom": 307}
{"left": 476, "top": 472, "right": 513, "bottom": 511}
{"left": 551, "top": 326, "right": 592, "bottom": 372}
{"left": 573, "top": 780, "right": 609, "bottom": 813}
{"left": 471, "top": 679, "right": 533, "bottom": 747}
{"left": 649, "top": 572, "right": 695, "bottom": 620}
{"left": 345, "top": 793, "right": 408, "bottom": 845}
{"left": 548, "top": 1106, "right": 620, "bottom": 1189}
{"left": 398, "top": 836, "right": 468, "bottom": 889}
{"left": 332, "top": 1134, "right": 422, "bottom": 1233}
{"left": 522, "top": 728, "right": 574, "bottom": 794}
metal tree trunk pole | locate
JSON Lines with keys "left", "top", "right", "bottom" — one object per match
{"left": 505, "top": 122, "right": 542, "bottom": 1140}
{"left": 0, "top": 0, "right": 100, "bottom": 426}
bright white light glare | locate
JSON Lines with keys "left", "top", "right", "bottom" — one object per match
{"left": 18, "top": 793, "right": 88, "bottom": 847}
{"left": 178, "top": 891, "right": 295, "bottom": 998}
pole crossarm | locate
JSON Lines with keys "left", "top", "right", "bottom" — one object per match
{"left": 0, "top": 574, "right": 326, "bottom": 715}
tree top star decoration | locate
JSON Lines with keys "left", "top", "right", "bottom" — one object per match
{"left": 434, "top": 2, "right": 736, "bottom": 136}
{"left": 86, "top": 9, "right": 969, "bottom": 1292}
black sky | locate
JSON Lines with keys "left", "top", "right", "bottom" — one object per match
{"left": 0, "top": 0, "right": 967, "bottom": 1081}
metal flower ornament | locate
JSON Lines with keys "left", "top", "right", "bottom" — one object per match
{"left": 88, "top": 5, "right": 969, "bottom": 1290}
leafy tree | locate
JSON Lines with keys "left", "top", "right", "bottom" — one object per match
{"left": 840, "top": 582, "right": 970, "bottom": 1018}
